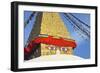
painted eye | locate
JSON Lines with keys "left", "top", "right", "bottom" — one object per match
{"left": 48, "top": 46, "right": 56, "bottom": 50}
{"left": 61, "top": 47, "right": 67, "bottom": 51}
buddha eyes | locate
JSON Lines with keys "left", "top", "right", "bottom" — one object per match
{"left": 61, "top": 47, "right": 68, "bottom": 51}
{"left": 47, "top": 46, "right": 67, "bottom": 51}
{"left": 48, "top": 46, "right": 56, "bottom": 50}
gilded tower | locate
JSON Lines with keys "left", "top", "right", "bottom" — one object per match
{"left": 40, "top": 12, "right": 73, "bottom": 56}
{"left": 24, "top": 12, "right": 75, "bottom": 60}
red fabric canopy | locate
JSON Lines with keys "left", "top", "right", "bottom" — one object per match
{"left": 24, "top": 36, "right": 77, "bottom": 54}
{"left": 33, "top": 36, "right": 76, "bottom": 48}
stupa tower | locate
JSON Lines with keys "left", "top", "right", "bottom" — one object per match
{"left": 40, "top": 12, "right": 73, "bottom": 56}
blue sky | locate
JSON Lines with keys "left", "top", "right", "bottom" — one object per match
{"left": 60, "top": 13, "right": 90, "bottom": 59}
{"left": 24, "top": 11, "right": 38, "bottom": 46}
{"left": 24, "top": 11, "right": 90, "bottom": 59}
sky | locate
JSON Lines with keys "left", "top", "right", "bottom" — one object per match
{"left": 60, "top": 13, "right": 90, "bottom": 59}
{"left": 24, "top": 11, "right": 38, "bottom": 46}
{"left": 24, "top": 11, "right": 90, "bottom": 59}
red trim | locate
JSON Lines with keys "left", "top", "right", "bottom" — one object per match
{"left": 33, "top": 36, "right": 76, "bottom": 48}
{"left": 24, "top": 36, "right": 77, "bottom": 54}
